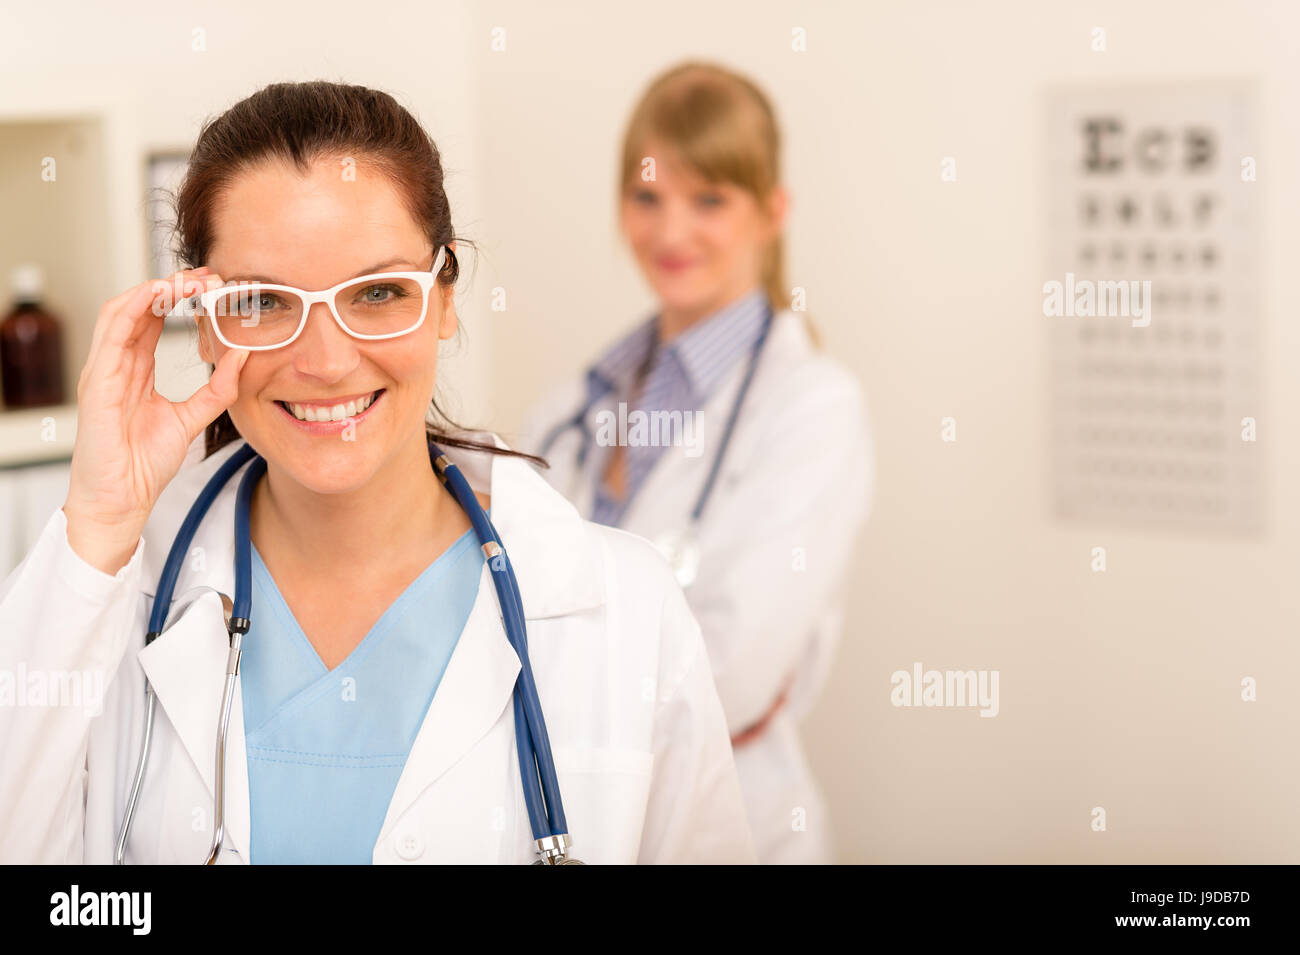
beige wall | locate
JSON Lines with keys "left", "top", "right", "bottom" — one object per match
{"left": 2, "top": 0, "right": 1296, "bottom": 862}
{"left": 470, "top": 0, "right": 1300, "bottom": 863}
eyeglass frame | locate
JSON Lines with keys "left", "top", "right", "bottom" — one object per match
{"left": 195, "top": 245, "right": 447, "bottom": 352}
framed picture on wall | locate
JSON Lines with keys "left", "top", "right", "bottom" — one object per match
{"left": 144, "top": 150, "right": 191, "bottom": 329}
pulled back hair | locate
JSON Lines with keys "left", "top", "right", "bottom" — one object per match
{"left": 619, "top": 61, "right": 820, "bottom": 348}
{"left": 169, "top": 80, "right": 543, "bottom": 465}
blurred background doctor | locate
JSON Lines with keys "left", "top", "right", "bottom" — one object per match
{"left": 520, "top": 61, "right": 872, "bottom": 863}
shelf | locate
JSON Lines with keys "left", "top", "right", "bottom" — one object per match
{"left": 0, "top": 402, "right": 76, "bottom": 469}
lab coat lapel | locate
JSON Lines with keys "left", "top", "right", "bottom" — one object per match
{"left": 135, "top": 438, "right": 252, "bottom": 863}
{"left": 441, "top": 431, "right": 606, "bottom": 620}
{"left": 136, "top": 596, "right": 252, "bottom": 864}
{"left": 375, "top": 563, "right": 521, "bottom": 844}
{"left": 376, "top": 436, "right": 603, "bottom": 842}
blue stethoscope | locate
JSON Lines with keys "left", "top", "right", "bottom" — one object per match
{"left": 536, "top": 303, "right": 773, "bottom": 588}
{"left": 114, "top": 439, "right": 580, "bottom": 865}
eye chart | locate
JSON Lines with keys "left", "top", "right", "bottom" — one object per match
{"left": 1045, "top": 85, "right": 1261, "bottom": 532}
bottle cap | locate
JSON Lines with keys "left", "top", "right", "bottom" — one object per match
{"left": 12, "top": 264, "right": 45, "bottom": 305}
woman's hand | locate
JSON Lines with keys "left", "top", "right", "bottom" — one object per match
{"left": 62, "top": 268, "right": 249, "bottom": 575}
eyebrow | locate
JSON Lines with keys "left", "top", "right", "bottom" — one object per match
{"left": 223, "top": 257, "right": 418, "bottom": 285}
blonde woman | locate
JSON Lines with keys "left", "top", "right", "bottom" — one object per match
{"left": 523, "top": 62, "right": 873, "bottom": 864}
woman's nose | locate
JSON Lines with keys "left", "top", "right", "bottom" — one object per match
{"left": 289, "top": 300, "right": 362, "bottom": 374}
{"left": 654, "top": 196, "right": 693, "bottom": 245}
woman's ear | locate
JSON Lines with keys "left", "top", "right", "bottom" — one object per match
{"left": 437, "top": 241, "right": 458, "bottom": 340}
{"left": 437, "top": 292, "right": 458, "bottom": 341}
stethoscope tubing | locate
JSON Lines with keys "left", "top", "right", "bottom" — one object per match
{"left": 117, "top": 442, "right": 259, "bottom": 864}
{"left": 145, "top": 443, "right": 259, "bottom": 638}
{"left": 537, "top": 304, "right": 774, "bottom": 528}
{"left": 117, "top": 438, "right": 571, "bottom": 863}
{"left": 431, "top": 445, "right": 568, "bottom": 838}
{"left": 200, "top": 456, "right": 264, "bottom": 864}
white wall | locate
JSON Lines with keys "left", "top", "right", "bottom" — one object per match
{"left": 2, "top": 0, "right": 1296, "bottom": 862}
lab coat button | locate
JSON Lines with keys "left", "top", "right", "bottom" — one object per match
{"left": 395, "top": 832, "right": 424, "bottom": 860}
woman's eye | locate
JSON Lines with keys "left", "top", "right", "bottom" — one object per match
{"left": 631, "top": 189, "right": 658, "bottom": 206}
{"left": 355, "top": 283, "right": 407, "bottom": 305}
{"left": 695, "top": 192, "right": 724, "bottom": 209}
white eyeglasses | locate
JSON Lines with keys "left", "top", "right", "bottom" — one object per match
{"left": 197, "top": 245, "right": 446, "bottom": 351}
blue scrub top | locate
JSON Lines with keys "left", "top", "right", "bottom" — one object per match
{"left": 239, "top": 524, "right": 485, "bottom": 864}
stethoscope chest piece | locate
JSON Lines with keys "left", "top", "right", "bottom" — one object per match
{"left": 654, "top": 526, "right": 701, "bottom": 589}
{"left": 532, "top": 833, "right": 585, "bottom": 865}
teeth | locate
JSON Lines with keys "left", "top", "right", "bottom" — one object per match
{"left": 286, "top": 391, "right": 376, "bottom": 422}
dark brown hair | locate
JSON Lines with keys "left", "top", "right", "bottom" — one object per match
{"left": 169, "top": 80, "right": 545, "bottom": 466}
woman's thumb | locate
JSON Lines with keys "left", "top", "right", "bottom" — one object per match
{"left": 177, "top": 348, "right": 248, "bottom": 438}
{"left": 219, "top": 348, "right": 251, "bottom": 398}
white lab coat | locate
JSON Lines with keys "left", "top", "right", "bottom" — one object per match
{"left": 0, "top": 432, "right": 756, "bottom": 864}
{"left": 520, "top": 308, "right": 872, "bottom": 864}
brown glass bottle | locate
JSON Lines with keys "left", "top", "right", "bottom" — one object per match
{"left": 1, "top": 265, "right": 65, "bottom": 409}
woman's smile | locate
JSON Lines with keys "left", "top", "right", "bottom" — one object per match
{"left": 274, "top": 387, "right": 386, "bottom": 433}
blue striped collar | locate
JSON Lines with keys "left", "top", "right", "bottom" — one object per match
{"left": 585, "top": 288, "right": 770, "bottom": 408}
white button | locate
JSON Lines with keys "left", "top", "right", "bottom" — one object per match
{"left": 395, "top": 831, "right": 424, "bottom": 861}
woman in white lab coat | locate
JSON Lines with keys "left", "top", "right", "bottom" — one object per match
{"left": 0, "top": 81, "right": 754, "bottom": 865}
{"left": 522, "top": 63, "right": 873, "bottom": 864}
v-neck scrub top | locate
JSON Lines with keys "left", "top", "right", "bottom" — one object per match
{"left": 239, "top": 525, "right": 485, "bottom": 864}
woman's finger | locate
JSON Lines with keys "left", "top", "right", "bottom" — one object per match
{"left": 139, "top": 271, "right": 222, "bottom": 368}
{"left": 103, "top": 272, "right": 207, "bottom": 352}
{"left": 79, "top": 283, "right": 155, "bottom": 401}
{"left": 84, "top": 269, "right": 209, "bottom": 379}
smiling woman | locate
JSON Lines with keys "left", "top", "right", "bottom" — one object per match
{"left": 521, "top": 62, "right": 872, "bottom": 866}
{"left": 0, "top": 80, "right": 757, "bottom": 866}
{"left": 171, "top": 82, "right": 531, "bottom": 469}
